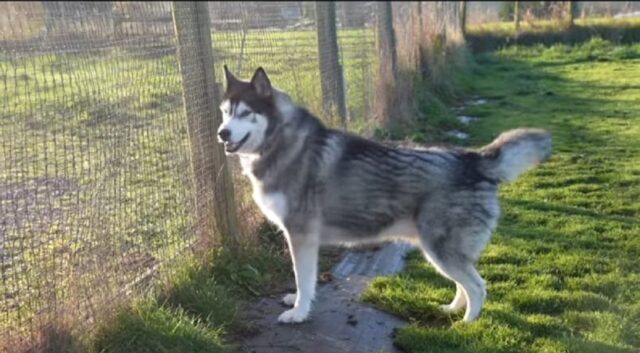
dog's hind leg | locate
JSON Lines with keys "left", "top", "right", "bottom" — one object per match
{"left": 440, "top": 283, "right": 467, "bottom": 313}
{"left": 278, "top": 231, "right": 319, "bottom": 324}
{"left": 416, "top": 218, "right": 488, "bottom": 322}
{"left": 420, "top": 243, "right": 486, "bottom": 322}
{"left": 444, "top": 263, "right": 485, "bottom": 322}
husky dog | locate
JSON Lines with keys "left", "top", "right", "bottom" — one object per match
{"left": 217, "top": 66, "right": 552, "bottom": 324}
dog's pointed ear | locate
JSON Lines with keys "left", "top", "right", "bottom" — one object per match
{"left": 250, "top": 67, "right": 272, "bottom": 98}
{"left": 223, "top": 65, "right": 240, "bottom": 91}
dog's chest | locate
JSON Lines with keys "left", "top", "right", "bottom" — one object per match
{"left": 253, "top": 190, "right": 288, "bottom": 229}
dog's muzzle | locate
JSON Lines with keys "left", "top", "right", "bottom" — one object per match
{"left": 223, "top": 132, "right": 250, "bottom": 153}
{"left": 218, "top": 129, "right": 231, "bottom": 143}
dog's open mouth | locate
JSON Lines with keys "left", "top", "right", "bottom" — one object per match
{"left": 225, "top": 133, "right": 250, "bottom": 153}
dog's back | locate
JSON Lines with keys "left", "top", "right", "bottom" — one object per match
{"left": 315, "top": 128, "right": 550, "bottom": 244}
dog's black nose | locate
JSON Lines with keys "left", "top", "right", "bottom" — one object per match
{"left": 218, "top": 129, "right": 231, "bottom": 142}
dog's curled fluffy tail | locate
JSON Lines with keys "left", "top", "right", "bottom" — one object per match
{"left": 478, "top": 128, "right": 552, "bottom": 183}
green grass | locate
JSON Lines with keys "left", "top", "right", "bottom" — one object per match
{"left": 466, "top": 17, "right": 640, "bottom": 53}
{"left": 91, "top": 238, "right": 291, "bottom": 353}
{"left": 362, "top": 39, "right": 640, "bottom": 353}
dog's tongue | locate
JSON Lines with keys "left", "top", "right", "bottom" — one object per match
{"left": 225, "top": 142, "right": 238, "bottom": 152}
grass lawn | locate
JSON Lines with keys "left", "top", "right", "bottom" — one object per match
{"left": 362, "top": 39, "right": 640, "bottom": 353}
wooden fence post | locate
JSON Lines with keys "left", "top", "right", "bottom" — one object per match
{"left": 460, "top": 1, "right": 467, "bottom": 38}
{"left": 567, "top": 1, "right": 575, "bottom": 27}
{"left": 377, "top": 1, "right": 397, "bottom": 81}
{"left": 172, "top": 1, "right": 239, "bottom": 249}
{"left": 415, "top": 1, "right": 428, "bottom": 79}
{"left": 417, "top": 1, "right": 424, "bottom": 38}
{"left": 514, "top": 1, "right": 520, "bottom": 31}
{"left": 315, "top": 1, "right": 347, "bottom": 129}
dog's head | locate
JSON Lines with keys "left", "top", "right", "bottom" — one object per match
{"left": 217, "top": 66, "right": 286, "bottom": 155}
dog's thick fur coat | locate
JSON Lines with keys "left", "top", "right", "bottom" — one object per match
{"left": 217, "top": 67, "right": 552, "bottom": 323}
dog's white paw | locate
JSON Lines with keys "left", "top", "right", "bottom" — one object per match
{"left": 277, "top": 307, "right": 309, "bottom": 323}
{"left": 282, "top": 293, "right": 297, "bottom": 307}
{"left": 439, "top": 304, "right": 463, "bottom": 314}
{"left": 463, "top": 310, "right": 481, "bottom": 323}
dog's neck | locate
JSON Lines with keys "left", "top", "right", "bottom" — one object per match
{"left": 239, "top": 103, "right": 325, "bottom": 192}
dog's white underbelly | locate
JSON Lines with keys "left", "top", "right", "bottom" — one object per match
{"left": 321, "top": 218, "right": 420, "bottom": 246}
{"left": 252, "top": 190, "right": 419, "bottom": 247}
{"left": 254, "top": 191, "right": 288, "bottom": 229}
{"left": 378, "top": 218, "right": 419, "bottom": 240}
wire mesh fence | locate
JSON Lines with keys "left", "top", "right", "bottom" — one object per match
{"left": 0, "top": 2, "right": 465, "bottom": 351}
{"left": 462, "top": 2, "right": 640, "bottom": 54}
{"left": 466, "top": 1, "right": 640, "bottom": 29}
{"left": 1, "top": 2, "right": 197, "bottom": 349}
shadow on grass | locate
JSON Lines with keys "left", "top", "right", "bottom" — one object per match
{"left": 394, "top": 322, "right": 637, "bottom": 353}
{"left": 90, "top": 226, "right": 291, "bottom": 353}
{"left": 502, "top": 198, "right": 638, "bottom": 225}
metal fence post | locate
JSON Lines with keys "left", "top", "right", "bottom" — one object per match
{"left": 315, "top": 1, "right": 347, "bottom": 129}
{"left": 172, "top": 1, "right": 239, "bottom": 249}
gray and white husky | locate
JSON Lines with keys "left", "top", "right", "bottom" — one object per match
{"left": 217, "top": 66, "right": 552, "bottom": 324}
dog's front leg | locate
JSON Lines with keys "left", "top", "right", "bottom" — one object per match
{"left": 278, "top": 233, "right": 319, "bottom": 323}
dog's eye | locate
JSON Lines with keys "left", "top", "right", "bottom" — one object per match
{"left": 238, "top": 110, "right": 251, "bottom": 118}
